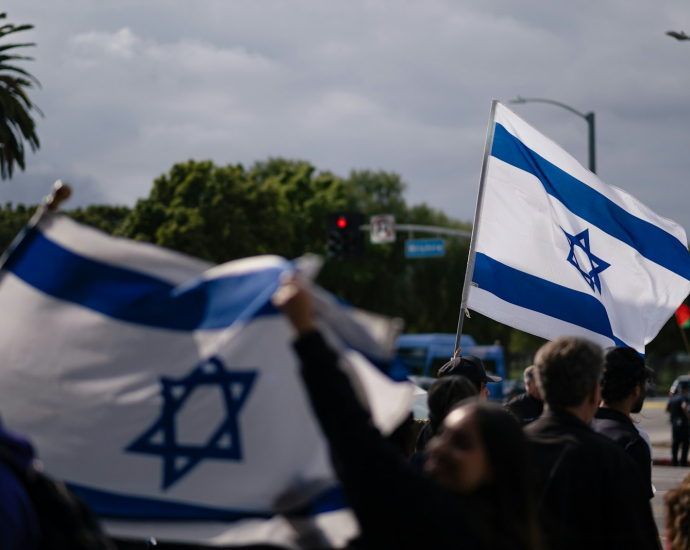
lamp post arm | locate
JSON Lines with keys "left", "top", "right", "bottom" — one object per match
{"left": 510, "top": 96, "right": 596, "bottom": 174}
{"left": 511, "top": 97, "right": 588, "bottom": 120}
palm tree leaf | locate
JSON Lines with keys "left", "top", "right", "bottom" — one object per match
{"left": 0, "top": 43, "right": 35, "bottom": 53}
{"left": 0, "top": 13, "right": 39, "bottom": 178}
{"left": 0, "top": 64, "right": 39, "bottom": 87}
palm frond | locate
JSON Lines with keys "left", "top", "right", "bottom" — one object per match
{"left": 0, "top": 43, "right": 35, "bottom": 53}
{"left": 0, "top": 12, "right": 39, "bottom": 179}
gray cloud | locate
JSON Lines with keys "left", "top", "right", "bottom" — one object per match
{"left": 4, "top": 0, "right": 690, "bottom": 233}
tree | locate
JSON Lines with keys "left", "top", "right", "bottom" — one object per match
{"left": 0, "top": 12, "right": 41, "bottom": 179}
{"left": 119, "top": 158, "right": 347, "bottom": 263}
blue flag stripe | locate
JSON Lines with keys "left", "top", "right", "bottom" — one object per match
{"left": 491, "top": 123, "right": 690, "bottom": 281}
{"left": 3, "top": 229, "right": 283, "bottom": 331}
{"left": 473, "top": 252, "right": 628, "bottom": 347}
{"left": 68, "top": 483, "right": 347, "bottom": 520}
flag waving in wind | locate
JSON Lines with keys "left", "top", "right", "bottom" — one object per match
{"left": 464, "top": 101, "right": 690, "bottom": 353}
{"left": 0, "top": 212, "right": 412, "bottom": 548}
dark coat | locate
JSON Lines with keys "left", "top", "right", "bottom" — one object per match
{"left": 0, "top": 419, "right": 40, "bottom": 550}
{"left": 590, "top": 407, "right": 654, "bottom": 500}
{"left": 524, "top": 409, "right": 659, "bottom": 550}
{"left": 294, "top": 331, "right": 491, "bottom": 550}
{"left": 505, "top": 392, "right": 544, "bottom": 425}
{"left": 667, "top": 394, "right": 690, "bottom": 427}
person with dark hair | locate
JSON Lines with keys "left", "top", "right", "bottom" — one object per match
{"left": 667, "top": 380, "right": 690, "bottom": 467}
{"left": 415, "top": 375, "right": 477, "bottom": 452}
{"left": 437, "top": 355, "right": 501, "bottom": 400}
{"left": 591, "top": 347, "right": 654, "bottom": 498}
{"left": 273, "top": 280, "right": 542, "bottom": 550}
{"left": 525, "top": 337, "right": 660, "bottom": 550}
{"left": 664, "top": 472, "right": 690, "bottom": 550}
{"left": 426, "top": 401, "right": 542, "bottom": 549}
{"left": 505, "top": 365, "right": 543, "bottom": 425}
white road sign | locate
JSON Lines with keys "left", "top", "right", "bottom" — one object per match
{"left": 370, "top": 215, "right": 396, "bottom": 244}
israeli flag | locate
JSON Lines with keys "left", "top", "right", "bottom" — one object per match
{"left": 465, "top": 101, "right": 690, "bottom": 353}
{"left": 0, "top": 213, "right": 412, "bottom": 548}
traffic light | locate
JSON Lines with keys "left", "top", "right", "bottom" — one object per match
{"left": 326, "top": 212, "right": 364, "bottom": 259}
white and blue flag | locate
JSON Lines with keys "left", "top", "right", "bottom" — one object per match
{"left": 466, "top": 101, "right": 690, "bottom": 353}
{"left": 0, "top": 213, "right": 412, "bottom": 547}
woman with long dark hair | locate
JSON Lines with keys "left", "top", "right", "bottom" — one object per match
{"left": 427, "top": 400, "right": 542, "bottom": 549}
{"left": 273, "top": 279, "right": 542, "bottom": 550}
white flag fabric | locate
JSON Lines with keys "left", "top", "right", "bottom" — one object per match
{"left": 0, "top": 213, "right": 412, "bottom": 548}
{"left": 467, "top": 101, "right": 690, "bottom": 353}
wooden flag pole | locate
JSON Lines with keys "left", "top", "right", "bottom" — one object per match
{"left": 454, "top": 100, "right": 498, "bottom": 353}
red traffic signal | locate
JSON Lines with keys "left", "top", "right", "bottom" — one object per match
{"left": 327, "top": 212, "right": 364, "bottom": 259}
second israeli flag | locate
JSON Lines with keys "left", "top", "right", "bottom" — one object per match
{"left": 465, "top": 101, "right": 690, "bottom": 353}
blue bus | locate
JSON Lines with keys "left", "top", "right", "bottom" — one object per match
{"left": 395, "top": 333, "right": 506, "bottom": 400}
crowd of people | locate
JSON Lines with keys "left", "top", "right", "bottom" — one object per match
{"left": 3, "top": 278, "right": 690, "bottom": 549}
{"left": 277, "top": 278, "right": 677, "bottom": 550}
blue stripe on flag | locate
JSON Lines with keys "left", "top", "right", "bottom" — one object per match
{"left": 68, "top": 483, "right": 274, "bottom": 521}
{"left": 4, "top": 229, "right": 283, "bottom": 331}
{"left": 473, "top": 252, "right": 627, "bottom": 347}
{"left": 491, "top": 123, "right": 690, "bottom": 281}
{"left": 67, "top": 483, "right": 347, "bottom": 520}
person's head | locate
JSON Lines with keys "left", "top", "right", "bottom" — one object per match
{"left": 600, "top": 347, "right": 652, "bottom": 414}
{"left": 437, "top": 355, "right": 501, "bottom": 400}
{"left": 665, "top": 473, "right": 690, "bottom": 550}
{"left": 534, "top": 337, "right": 603, "bottom": 422}
{"left": 523, "top": 365, "right": 541, "bottom": 401}
{"left": 427, "top": 375, "right": 478, "bottom": 435}
{"left": 680, "top": 381, "right": 690, "bottom": 395}
{"left": 425, "top": 400, "right": 542, "bottom": 548}
{"left": 426, "top": 400, "right": 528, "bottom": 493}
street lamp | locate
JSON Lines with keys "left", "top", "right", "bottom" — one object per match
{"left": 509, "top": 96, "right": 596, "bottom": 174}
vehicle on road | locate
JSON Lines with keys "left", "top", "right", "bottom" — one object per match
{"left": 396, "top": 333, "right": 506, "bottom": 400}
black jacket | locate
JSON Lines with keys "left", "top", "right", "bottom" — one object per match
{"left": 505, "top": 392, "right": 544, "bottom": 425}
{"left": 524, "top": 409, "right": 659, "bottom": 550}
{"left": 667, "top": 394, "right": 690, "bottom": 427}
{"left": 590, "top": 407, "right": 653, "bottom": 499}
{"left": 294, "top": 331, "right": 487, "bottom": 550}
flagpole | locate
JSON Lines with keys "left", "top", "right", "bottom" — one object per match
{"left": 0, "top": 180, "right": 71, "bottom": 270}
{"left": 454, "top": 99, "right": 499, "bottom": 352}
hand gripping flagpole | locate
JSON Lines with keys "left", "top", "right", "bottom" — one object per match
{"left": 454, "top": 100, "right": 499, "bottom": 353}
{"left": 0, "top": 180, "right": 72, "bottom": 270}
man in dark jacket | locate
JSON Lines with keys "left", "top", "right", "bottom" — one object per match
{"left": 524, "top": 337, "right": 660, "bottom": 550}
{"left": 667, "top": 381, "right": 690, "bottom": 466}
{"left": 505, "top": 366, "right": 543, "bottom": 425}
{"left": 590, "top": 347, "right": 654, "bottom": 499}
{"left": 0, "top": 417, "right": 39, "bottom": 550}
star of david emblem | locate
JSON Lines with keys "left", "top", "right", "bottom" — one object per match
{"left": 126, "top": 357, "right": 257, "bottom": 490}
{"left": 562, "top": 228, "right": 610, "bottom": 294}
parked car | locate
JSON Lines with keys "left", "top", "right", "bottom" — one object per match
{"left": 396, "top": 333, "right": 506, "bottom": 400}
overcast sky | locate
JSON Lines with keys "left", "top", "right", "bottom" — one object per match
{"left": 3, "top": 0, "right": 690, "bottom": 231}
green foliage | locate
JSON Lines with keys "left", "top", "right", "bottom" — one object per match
{"left": 0, "top": 201, "right": 32, "bottom": 249}
{"left": 66, "top": 205, "right": 131, "bottom": 235}
{"left": 0, "top": 13, "right": 41, "bottom": 179}
{"left": 119, "top": 159, "right": 347, "bottom": 263}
